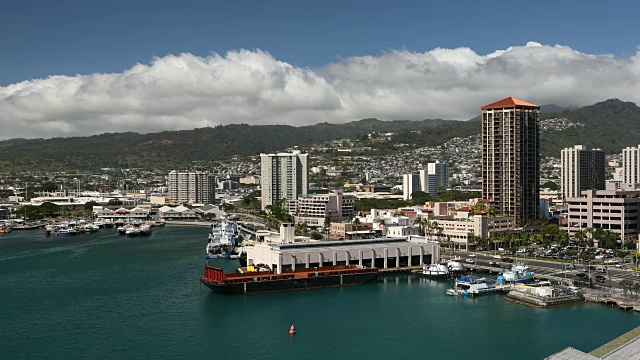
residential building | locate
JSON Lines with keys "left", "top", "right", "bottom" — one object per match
{"left": 565, "top": 183, "right": 640, "bottom": 247}
{"left": 622, "top": 145, "right": 640, "bottom": 184}
{"left": 260, "top": 151, "right": 308, "bottom": 211}
{"left": 168, "top": 171, "right": 216, "bottom": 204}
{"left": 402, "top": 173, "right": 420, "bottom": 200}
{"left": 560, "top": 145, "right": 605, "bottom": 199}
{"left": 295, "top": 190, "right": 356, "bottom": 227}
{"left": 482, "top": 97, "right": 540, "bottom": 223}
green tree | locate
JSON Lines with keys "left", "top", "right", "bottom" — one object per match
{"left": 39, "top": 202, "right": 60, "bottom": 217}
{"left": 310, "top": 232, "right": 323, "bottom": 240}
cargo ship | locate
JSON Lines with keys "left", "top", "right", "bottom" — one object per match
{"left": 200, "top": 265, "right": 379, "bottom": 294}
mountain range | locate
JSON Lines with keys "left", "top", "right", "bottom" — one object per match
{"left": 0, "top": 99, "right": 638, "bottom": 171}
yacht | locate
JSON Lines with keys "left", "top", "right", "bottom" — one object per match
{"left": 446, "top": 276, "right": 497, "bottom": 296}
{"left": 422, "top": 263, "right": 449, "bottom": 277}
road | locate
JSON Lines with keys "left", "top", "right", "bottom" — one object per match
{"left": 450, "top": 251, "right": 640, "bottom": 289}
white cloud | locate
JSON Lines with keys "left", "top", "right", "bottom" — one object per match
{"left": 1, "top": 43, "right": 640, "bottom": 140}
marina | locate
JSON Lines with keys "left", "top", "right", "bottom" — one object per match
{"left": 1, "top": 227, "right": 640, "bottom": 360}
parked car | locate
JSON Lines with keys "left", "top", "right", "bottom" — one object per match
{"left": 594, "top": 275, "right": 606, "bottom": 283}
{"left": 489, "top": 261, "right": 499, "bottom": 266}
{"left": 469, "top": 254, "right": 476, "bottom": 257}
{"left": 576, "top": 273, "right": 589, "bottom": 279}
{"left": 492, "top": 255, "right": 502, "bottom": 259}
{"left": 465, "top": 259, "right": 475, "bottom": 264}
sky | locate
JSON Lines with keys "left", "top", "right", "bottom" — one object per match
{"left": 1, "top": 0, "right": 640, "bottom": 140}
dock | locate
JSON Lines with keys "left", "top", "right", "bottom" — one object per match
{"left": 505, "top": 290, "right": 582, "bottom": 307}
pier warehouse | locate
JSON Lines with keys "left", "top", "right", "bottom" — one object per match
{"left": 246, "top": 237, "right": 440, "bottom": 274}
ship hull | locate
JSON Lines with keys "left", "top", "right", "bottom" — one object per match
{"left": 201, "top": 271, "right": 379, "bottom": 295}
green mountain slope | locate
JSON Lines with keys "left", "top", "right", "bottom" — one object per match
{"left": 0, "top": 99, "right": 638, "bottom": 171}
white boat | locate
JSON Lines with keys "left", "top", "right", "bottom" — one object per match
{"left": 447, "top": 260, "right": 464, "bottom": 272}
{"left": 423, "top": 263, "right": 449, "bottom": 277}
{"left": 205, "top": 216, "right": 239, "bottom": 259}
{"left": 138, "top": 225, "right": 152, "bottom": 236}
{"left": 125, "top": 226, "right": 139, "bottom": 237}
{"left": 499, "top": 263, "right": 534, "bottom": 284}
{"left": 446, "top": 276, "right": 497, "bottom": 296}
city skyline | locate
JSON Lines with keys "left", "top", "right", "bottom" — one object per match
{"left": 2, "top": 1, "right": 640, "bottom": 140}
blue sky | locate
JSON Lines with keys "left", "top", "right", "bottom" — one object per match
{"left": 2, "top": 0, "right": 638, "bottom": 86}
{"left": 1, "top": 0, "right": 640, "bottom": 139}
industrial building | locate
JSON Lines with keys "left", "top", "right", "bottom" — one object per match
{"left": 246, "top": 236, "right": 440, "bottom": 274}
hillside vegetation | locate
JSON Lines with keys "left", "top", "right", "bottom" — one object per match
{"left": 0, "top": 99, "right": 638, "bottom": 171}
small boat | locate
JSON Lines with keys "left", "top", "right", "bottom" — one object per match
{"left": 153, "top": 219, "right": 166, "bottom": 227}
{"left": 447, "top": 260, "right": 464, "bottom": 272}
{"left": 138, "top": 225, "right": 152, "bottom": 236}
{"left": 103, "top": 219, "right": 115, "bottom": 228}
{"left": 446, "top": 276, "right": 497, "bottom": 296}
{"left": 125, "top": 227, "right": 139, "bottom": 237}
{"left": 499, "top": 263, "right": 534, "bottom": 284}
{"left": 422, "top": 263, "right": 449, "bottom": 277}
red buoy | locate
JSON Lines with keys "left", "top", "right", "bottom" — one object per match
{"left": 289, "top": 325, "right": 296, "bottom": 334}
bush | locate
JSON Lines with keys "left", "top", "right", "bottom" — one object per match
{"left": 309, "top": 232, "right": 323, "bottom": 240}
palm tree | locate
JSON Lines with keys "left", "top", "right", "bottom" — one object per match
{"left": 324, "top": 216, "right": 331, "bottom": 240}
{"left": 352, "top": 217, "right": 361, "bottom": 232}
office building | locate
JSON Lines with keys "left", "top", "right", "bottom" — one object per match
{"left": 424, "top": 162, "right": 449, "bottom": 197}
{"left": 167, "top": 171, "right": 216, "bottom": 204}
{"left": 260, "top": 151, "right": 308, "bottom": 211}
{"left": 482, "top": 97, "right": 540, "bottom": 224}
{"left": 566, "top": 183, "right": 640, "bottom": 247}
{"left": 560, "top": 145, "right": 605, "bottom": 199}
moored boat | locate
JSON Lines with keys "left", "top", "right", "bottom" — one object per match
{"left": 422, "top": 263, "right": 449, "bottom": 277}
{"left": 205, "top": 216, "right": 239, "bottom": 259}
{"left": 446, "top": 276, "right": 497, "bottom": 296}
{"left": 200, "top": 265, "right": 379, "bottom": 294}
{"left": 500, "top": 263, "right": 534, "bottom": 284}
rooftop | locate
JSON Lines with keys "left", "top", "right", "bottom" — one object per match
{"left": 481, "top": 97, "right": 539, "bottom": 110}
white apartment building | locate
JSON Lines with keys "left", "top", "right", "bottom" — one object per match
{"left": 260, "top": 151, "right": 308, "bottom": 211}
{"left": 167, "top": 171, "right": 216, "bottom": 204}
{"left": 295, "top": 190, "right": 356, "bottom": 227}
{"left": 622, "top": 145, "right": 640, "bottom": 185}
{"left": 402, "top": 173, "right": 421, "bottom": 200}
{"left": 560, "top": 145, "right": 605, "bottom": 199}
{"left": 566, "top": 183, "right": 640, "bottom": 247}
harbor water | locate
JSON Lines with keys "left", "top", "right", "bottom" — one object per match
{"left": 1, "top": 226, "right": 638, "bottom": 359}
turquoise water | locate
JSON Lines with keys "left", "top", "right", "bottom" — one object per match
{"left": 0, "top": 226, "right": 638, "bottom": 359}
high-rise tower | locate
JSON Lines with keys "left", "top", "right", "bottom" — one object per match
{"left": 481, "top": 97, "right": 540, "bottom": 224}
{"left": 561, "top": 145, "right": 605, "bottom": 199}
{"left": 260, "top": 151, "right": 308, "bottom": 211}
